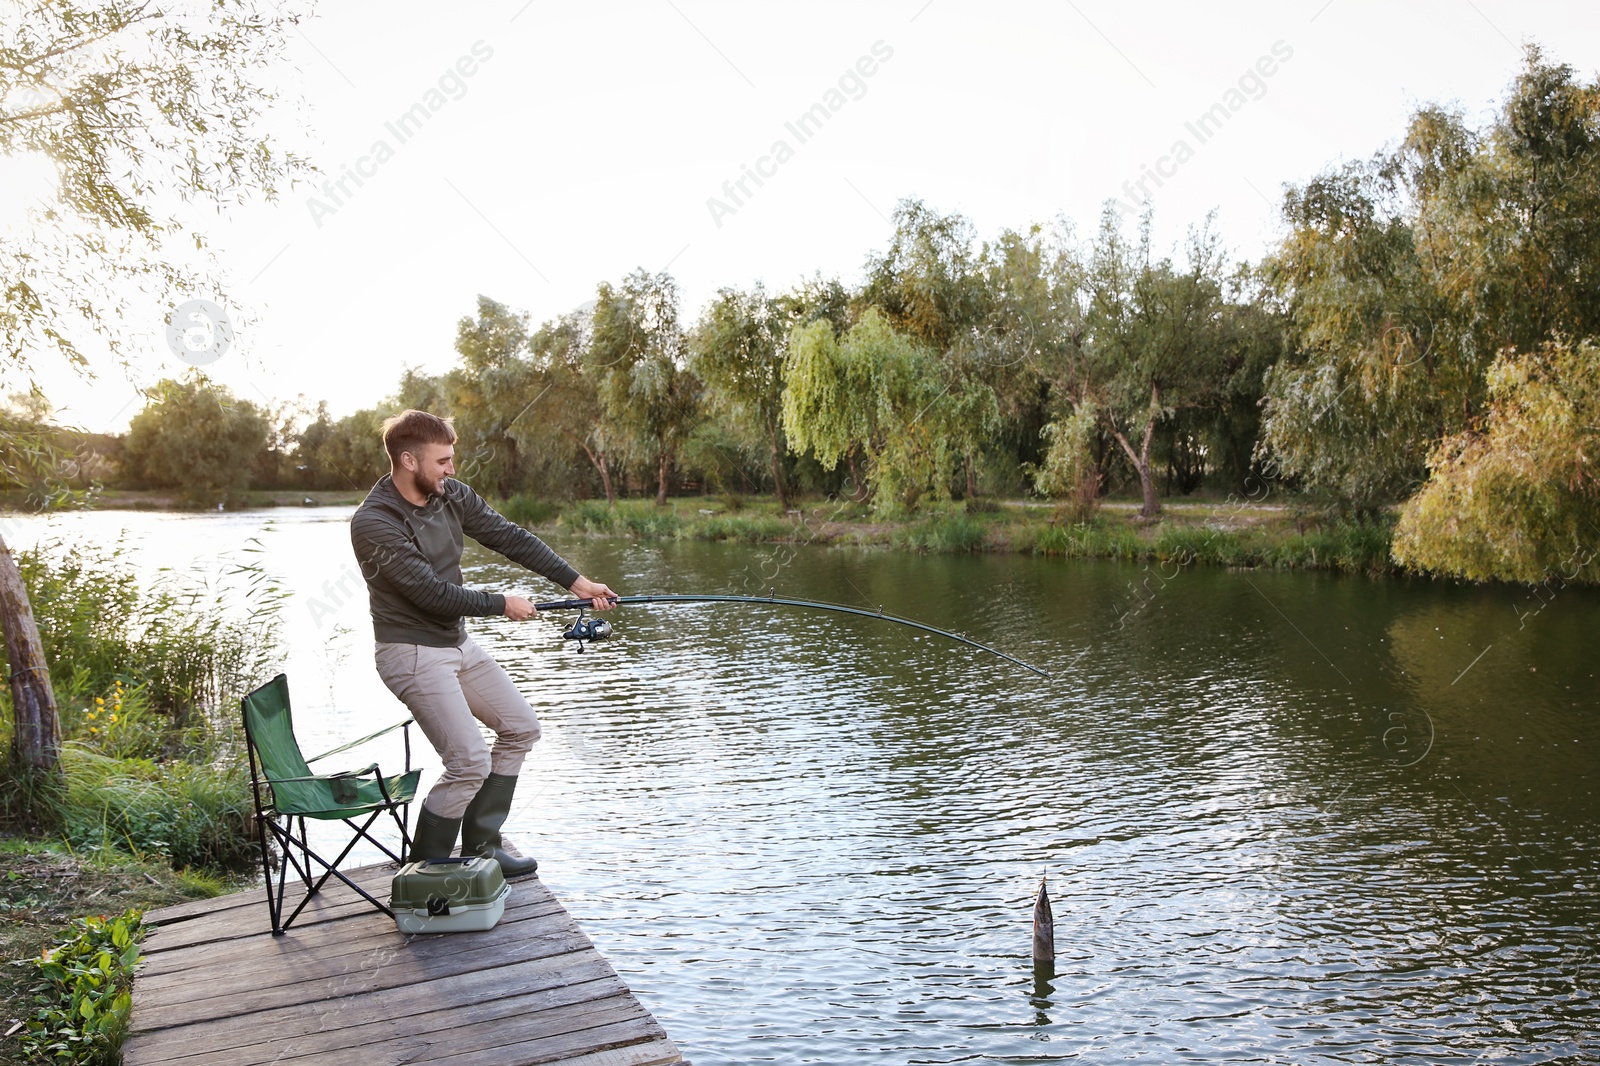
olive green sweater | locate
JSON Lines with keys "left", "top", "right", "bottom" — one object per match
{"left": 350, "top": 475, "right": 578, "bottom": 647}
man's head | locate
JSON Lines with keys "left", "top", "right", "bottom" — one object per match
{"left": 382, "top": 409, "right": 456, "bottom": 498}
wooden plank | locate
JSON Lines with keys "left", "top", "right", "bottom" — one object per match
{"left": 260, "top": 995, "right": 655, "bottom": 1066}
{"left": 134, "top": 902, "right": 587, "bottom": 1001}
{"left": 144, "top": 861, "right": 399, "bottom": 926}
{"left": 146, "top": 866, "right": 556, "bottom": 951}
{"left": 129, "top": 928, "right": 596, "bottom": 1031}
{"left": 148, "top": 974, "right": 630, "bottom": 1066}
{"left": 427, "top": 1016, "right": 670, "bottom": 1066}
{"left": 137, "top": 896, "right": 569, "bottom": 979}
{"left": 122, "top": 862, "right": 683, "bottom": 1066}
{"left": 127, "top": 952, "right": 620, "bottom": 1064}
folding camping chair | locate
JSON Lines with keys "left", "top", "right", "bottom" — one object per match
{"left": 241, "top": 673, "right": 421, "bottom": 935}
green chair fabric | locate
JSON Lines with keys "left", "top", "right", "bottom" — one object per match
{"left": 241, "top": 673, "right": 420, "bottom": 934}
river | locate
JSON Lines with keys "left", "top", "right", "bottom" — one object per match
{"left": 7, "top": 506, "right": 1598, "bottom": 1064}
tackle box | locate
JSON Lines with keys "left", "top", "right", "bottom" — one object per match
{"left": 390, "top": 856, "right": 508, "bottom": 934}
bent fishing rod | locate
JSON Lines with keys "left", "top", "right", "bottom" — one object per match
{"left": 529, "top": 593, "right": 1052, "bottom": 679}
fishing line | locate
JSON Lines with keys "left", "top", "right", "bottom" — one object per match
{"left": 532, "top": 593, "right": 1052, "bottom": 679}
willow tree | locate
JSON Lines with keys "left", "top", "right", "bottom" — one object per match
{"left": 447, "top": 296, "right": 537, "bottom": 498}
{"left": 525, "top": 310, "right": 617, "bottom": 503}
{"left": 0, "top": 1, "right": 307, "bottom": 790}
{"left": 689, "top": 278, "right": 849, "bottom": 509}
{"left": 588, "top": 270, "right": 701, "bottom": 505}
{"left": 783, "top": 309, "right": 992, "bottom": 511}
{"left": 1079, "top": 209, "right": 1240, "bottom": 518}
{"left": 1, "top": 1, "right": 310, "bottom": 381}
{"left": 1261, "top": 46, "right": 1600, "bottom": 512}
{"left": 859, "top": 199, "right": 1012, "bottom": 496}
{"left": 1392, "top": 340, "right": 1600, "bottom": 584}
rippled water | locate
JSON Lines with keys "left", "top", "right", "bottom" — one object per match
{"left": 11, "top": 509, "right": 1599, "bottom": 1064}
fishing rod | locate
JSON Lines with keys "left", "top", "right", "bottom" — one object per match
{"left": 529, "top": 593, "right": 1052, "bottom": 679}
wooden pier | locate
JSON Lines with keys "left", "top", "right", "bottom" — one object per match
{"left": 122, "top": 862, "right": 685, "bottom": 1066}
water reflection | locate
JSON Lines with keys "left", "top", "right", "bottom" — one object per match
{"left": 6, "top": 511, "right": 1598, "bottom": 1065}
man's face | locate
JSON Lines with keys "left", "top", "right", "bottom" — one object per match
{"left": 406, "top": 442, "right": 455, "bottom": 496}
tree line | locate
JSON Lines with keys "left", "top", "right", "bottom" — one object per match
{"left": 7, "top": 47, "right": 1599, "bottom": 585}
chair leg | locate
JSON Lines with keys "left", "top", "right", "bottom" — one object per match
{"left": 258, "top": 815, "right": 283, "bottom": 936}
{"left": 280, "top": 813, "right": 395, "bottom": 930}
{"left": 256, "top": 803, "right": 415, "bottom": 934}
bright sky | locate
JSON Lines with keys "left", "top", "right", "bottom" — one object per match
{"left": 11, "top": 0, "right": 1600, "bottom": 432}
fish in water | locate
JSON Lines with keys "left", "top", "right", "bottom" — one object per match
{"left": 1032, "top": 874, "right": 1054, "bottom": 967}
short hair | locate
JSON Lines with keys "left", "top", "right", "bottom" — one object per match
{"left": 381, "top": 409, "right": 456, "bottom": 467}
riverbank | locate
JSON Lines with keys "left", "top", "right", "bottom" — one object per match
{"left": 512, "top": 495, "right": 1400, "bottom": 577}
{"left": 0, "top": 491, "right": 1399, "bottom": 575}
{"left": 59, "top": 489, "right": 369, "bottom": 510}
{"left": 0, "top": 839, "right": 231, "bottom": 1065}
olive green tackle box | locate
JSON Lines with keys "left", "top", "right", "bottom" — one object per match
{"left": 389, "top": 856, "right": 508, "bottom": 934}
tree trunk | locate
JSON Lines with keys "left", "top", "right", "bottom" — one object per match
{"left": 769, "top": 428, "right": 790, "bottom": 511}
{"left": 0, "top": 533, "right": 60, "bottom": 776}
{"left": 1109, "top": 415, "right": 1162, "bottom": 519}
{"left": 656, "top": 445, "right": 671, "bottom": 506}
{"left": 1136, "top": 416, "right": 1160, "bottom": 518}
{"left": 964, "top": 453, "right": 978, "bottom": 500}
{"left": 845, "top": 450, "right": 870, "bottom": 502}
{"left": 562, "top": 429, "right": 615, "bottom": 505}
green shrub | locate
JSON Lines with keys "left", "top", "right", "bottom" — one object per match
{"left": 560, "top": 499, "right": 620, "bottom": 533}
{"left": 18, "top": 909, "right": 143, "bottom": 1065}
{"left": 691, "top": 515, "right": 791, "bottom": 542}
{"left": 499, "top": 493, "right": 561, "bottom": 526}
{"left": 14, "top": 539, "right": 282, "bottom": 727}
{"left": 962, "top": 496, "right": 1002, "bottom": 515}
{"left": 621, "top": 509, "right": 683, "bottom": 538}
{"left": 1, "top": 540, "right": 277, "bottom": 870}
{"left": 895, "top": 514, "right": 989, "bottom": 553}
{"left": 58, "top": 747, "right": 255, "bottom": 872}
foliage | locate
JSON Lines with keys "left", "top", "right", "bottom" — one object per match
{"left": 1261, "top": 46, "right": 1600, "bottom": 511}
{"left": 1075, "top": 208, "right": 1265, "bottom": 517}
{"left": 589, "top": 270, "right": 703, "bottom": 505}
{"left": 16, "top": 909, "right": 142, "bottom": 1065}
{"left": 12, "top": 539, "right": 284, "bottom": 724}
{"left": 1031, "top": 400, "right": 1102, "bottom": 522}
{"left": 783, "top": 308, "right": 995, "bottom": 512}
{"left": 445, "top": 297, "right": 539, "bottom": 498}
{"left": 498, "top": 493, "right": 562, "bottom": 526}
{"left": 0, "top": 0, "right": 310, "bottom": 384}
{"left": 894, "top": 513, "right": 988, "bottom": 553}
{"left": 293, "top": 402, "right": 389, "bottom": 492}
{"left": 120, "top": 376, "right": 270, "bottom": 506}
{"left": 1392, "top": 340, "right": 1600, "bottom": 583}
{"left": 2, "top": 539, "right": 279, "bottom": 872}
{"left": 59, "top": 745, "right": 255, "bottom": 871}
{"left": 689, "top": 284, "right": 796, "bottom": 506}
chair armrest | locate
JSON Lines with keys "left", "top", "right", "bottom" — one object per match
{"left": 306, "top": 719, "right": 414, "bottom": 764}
{"left": 266, "top": 763, "right": 380, "bottom": 784}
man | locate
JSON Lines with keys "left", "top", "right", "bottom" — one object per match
{"left": 351, "top": 409, "right": 616, "bottom": 877}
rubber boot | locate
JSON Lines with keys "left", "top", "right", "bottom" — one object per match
{"left": 460, "top": 772, "right": 539, "bottom": 878}
{"left": 407, "top": 804, "right": 462, "bottom": 864}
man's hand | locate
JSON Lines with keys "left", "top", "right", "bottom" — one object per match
{"left": 503, "top": 595, "right": 537, "bottom": 621}
{"left": 570, "top": 575, "right": 618, "bottom": 610}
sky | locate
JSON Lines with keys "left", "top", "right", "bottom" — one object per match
{"left": 8, "top": 0, "right": 1600, "bottom": 432}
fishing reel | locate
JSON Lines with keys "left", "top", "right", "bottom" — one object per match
{"left": 561, "top": 610, "right": 612, "bottom": 651}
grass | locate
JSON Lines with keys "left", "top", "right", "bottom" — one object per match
{"left": 0, "top": 838, "right": 234, "bottom": 1066}
{"left": 510, "top": 492, "right": 1402, "bottom": 576}
{"left": 2, "top": 540, "right": 276, "bottom": 871}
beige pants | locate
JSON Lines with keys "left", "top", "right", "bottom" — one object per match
{"left": 373, "top": 636, "right": 541, "bottom": 819}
